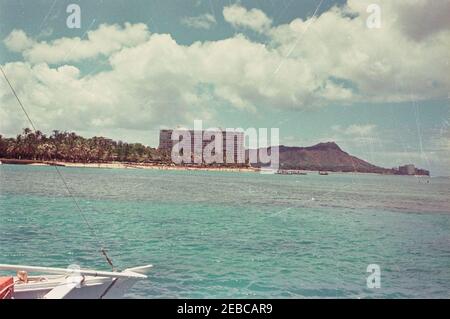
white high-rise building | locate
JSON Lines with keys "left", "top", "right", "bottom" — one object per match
{"left": 158, "top": 129, "right": 246, "bottom": 165}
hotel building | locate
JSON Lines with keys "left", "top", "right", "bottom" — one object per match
{"left": 159, "top": 129, "right": 246, "bottom": 165}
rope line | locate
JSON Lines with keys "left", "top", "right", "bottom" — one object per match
{"left": 0, "top": 65, "right": 116, "bottom": 271}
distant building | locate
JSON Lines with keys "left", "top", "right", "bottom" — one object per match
{"left": 158, "top": 129, "right": 246, "bottom": 165}
{"left": 399, "top": 164, "right": 416, "bottom": 175}
{"left": 159, "top": 130, "right": 174, "bottom": 152}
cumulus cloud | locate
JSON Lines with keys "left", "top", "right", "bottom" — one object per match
{"left": 365, "top": 0, "right": 450, "bottom": 41}
{"left": 6, "top": 23, "right": 151, "bottom": 64}
{"left": 4, "top": 29, "right": 35, "bottom": 52}
{"left": 223, "top": 4, "right": 272, "bottom": 33}
{"left": 269, "top": 0, "right": 449, "bottom": 103}
{"left": 1, "top": 1, "right": 449, "bottom": 138}
{"left": 181, "top": 13, "right": 217, "bottom": 29}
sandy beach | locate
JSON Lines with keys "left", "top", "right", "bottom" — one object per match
{"left": 60, "top": 162, "right": 259, "bottom": 172}
{"left": 0, "top": 159, "right": 259, "bottom": 173}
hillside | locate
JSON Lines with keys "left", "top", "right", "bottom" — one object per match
{"left": 250, "top": 142, "right": 419, "bottom": 174}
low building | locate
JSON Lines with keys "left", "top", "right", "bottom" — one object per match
{"left": 399, "top": 164, "right": 416, "bottom": 175}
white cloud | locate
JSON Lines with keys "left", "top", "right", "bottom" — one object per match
{"left": 4, "top": 29, "right": 35, "bottom": 52}
{"left": 181, "top": 13, "right": 217, "bottom": 30}
{"left": 350, "top": 0, "right": 450, "bottom": 41}
{"left": 269, "top": 0, "right": 450, "bottom": 103}
{"left": 223, "top": 4, "right": 272, "bottom": 33}
{"left": 8, "top": 23, "right": 151, "bottom": 64}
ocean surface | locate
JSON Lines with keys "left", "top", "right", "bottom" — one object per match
{"left": 0, "top": 164, "right": 449, "bottom": 298}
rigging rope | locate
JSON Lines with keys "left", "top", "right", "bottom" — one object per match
{"left": 0, "top": 65, "right": 116, "bottom": 271}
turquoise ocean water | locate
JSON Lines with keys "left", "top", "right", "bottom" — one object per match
{"left": 0, "top": 164, "right": 449, "bottom": 298}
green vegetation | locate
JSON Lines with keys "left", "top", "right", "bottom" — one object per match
{"left": 0, "top": 128, "right": 162, "bottom": 163}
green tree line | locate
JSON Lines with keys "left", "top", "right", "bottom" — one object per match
{"left": 0, "top": 128, "right": 163, "bottom": 163}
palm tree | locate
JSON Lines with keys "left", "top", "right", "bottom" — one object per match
{"left": 0, "top": 128, "right": 161, "bottom": 163}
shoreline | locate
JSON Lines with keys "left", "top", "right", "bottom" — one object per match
{"left": 62, "top": 162, "right": 259, "bottom": 173}
{"left": 0, "top": 158, "right": 433, "bottom": 177}
{"left": 0, "top": 159, "right": 259, "bottom": 173}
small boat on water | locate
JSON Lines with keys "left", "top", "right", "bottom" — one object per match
{"left": 318, "top": 171, "right": 329, "bottom": 175}
{"left": 259, "top": 167, "right": 278, "bottom": 174}
{"left": 0, "top": 264, "right": 152, "bottom": 299}
{"left": 276, "top": 169, "right": 307, "bottom": 175}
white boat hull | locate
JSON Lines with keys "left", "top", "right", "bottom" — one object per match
{"left": 0, "top": 264, "right": 152, "bottom": 299}
{"left": 13, "top": 275, "right": 136, "bottom": 299}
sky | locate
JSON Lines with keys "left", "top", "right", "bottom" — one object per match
{"left": 0, "top": 0, "right": 449, "bottom": 175}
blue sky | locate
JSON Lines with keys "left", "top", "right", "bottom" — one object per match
{"left": 0, "top": 0, "right": 449, "bottom": 175}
